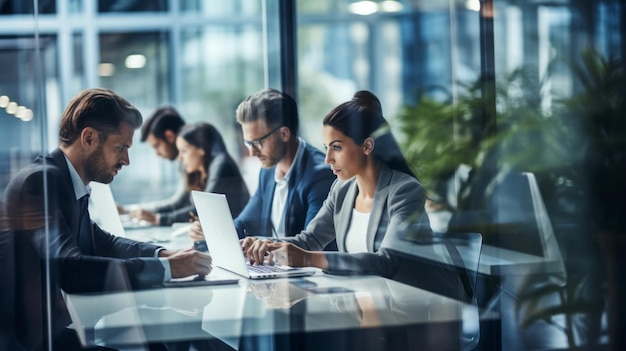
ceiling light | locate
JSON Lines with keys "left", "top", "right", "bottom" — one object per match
{"left": 20, "top": 109, "right": 33, "bottom": 122}
{"left": 348, "top": 1, "right": 378, "bottom": 16}
{"left": 15, "top": 106, "right": 27, "bottom": 118}
{"left": 379, "top": 1, "right": 403, "bottom": 13}
{"left": 125, "top": 54, "right": 146, "bottom": 69}
{"left": 465, "top": 0, "right": 481, "bottom": 12}
{"left": 0, "top": 95, "right": 9, "bottom": 108}
{"left": 6, "top": 101, "right": 18, "bottom": 114}
{"left": 99, "top": 63, "right": 116, "bottom": 76}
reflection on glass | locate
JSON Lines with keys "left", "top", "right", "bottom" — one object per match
{"left": 98, "top": 0, "right": 167, "bottom": 13}
{"left": 296, "top": 4, "right": 481, "bottom": 145}
{"left": 0, "top": 1, "right": 621, "bottom": 350}
{"left": 180, "top": 0, "right": 261, "bottom": 16}
{"left": 0, "top": 0, "right": 56, "bottom": 15}
{"left": 179, "top": 25, "right": 264, "bottom": 160}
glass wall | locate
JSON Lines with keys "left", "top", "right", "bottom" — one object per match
{"left": 296, "top": 0, "right": 482, "bottom": 145}
{"left": 0, "top": 0, "right": 266, "bottom": 204}
{"left": 1, "top": 0, "right": 624, "bottom": 350}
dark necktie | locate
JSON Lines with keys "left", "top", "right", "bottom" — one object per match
{"left": 78, "top": 194, "right": 94, "bottom": 255}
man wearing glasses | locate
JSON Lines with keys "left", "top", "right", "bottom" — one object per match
{"left": 190, "top": 88, "right": 336, "bottom": 249}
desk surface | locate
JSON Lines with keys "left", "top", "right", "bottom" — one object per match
{"left": 124, "top": 223, "right": 194, "bottom": 249}
{"left": 64, "top": 272, "right": 473, "bottom": 349}
{"left": 128, "top": 224, "right": 564, "bottom": 277}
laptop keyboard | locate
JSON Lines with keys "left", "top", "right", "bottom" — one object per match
{"left": 247, "top": 264, "right": 286, "bottom": 273}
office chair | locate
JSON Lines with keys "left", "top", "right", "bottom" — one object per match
{"left": 440, "top": 232, "right": 483, "bottom": 351}
{"left": 390, "top": 231, "right": 483, "bottom": 350}
{"left": 447, "top": 170, "right": 570, "bottom": 350}
{"left": 513, "top": 173, "right": 599, "bottom": 349}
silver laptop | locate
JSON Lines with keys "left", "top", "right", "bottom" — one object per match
{"left": 191, "top": 191, "right": 319, "bottom": 279}
{"left": 88, "top": 182, "right": 193, "bottom": 245}
{"left": 88, "top": 182, "right": 155, "bottom": 232}
{"left": 88, "top": 181, "right": 128, "bottom": 237}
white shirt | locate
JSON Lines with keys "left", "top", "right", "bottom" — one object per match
{"left": 345, "top": 209, "right": 371, "bottom": 253}
{"left": 63, "top": 153, "right": 171, "bottom": 281}
{"left": 271, "top": 138, "right": 306, "bottom": 238}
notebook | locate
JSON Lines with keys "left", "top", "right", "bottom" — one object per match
{"left": 191, "top": 190, "right": 319, "bottom": 279}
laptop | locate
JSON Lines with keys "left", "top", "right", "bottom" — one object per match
{"left": 88, "top": 182, "right": 191, "bottom": 239}
{"left": 191, "top": 190, "right": 319, "bottom": 279}
{"left": 88, "top": 181, "right": 128, "bottom": 237}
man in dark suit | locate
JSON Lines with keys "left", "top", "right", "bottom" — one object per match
{"left": 1, "top": 88, "right": 212, "bottom": 351}
{"left": 189, "top": 88, "right": 336, "bottom": 249}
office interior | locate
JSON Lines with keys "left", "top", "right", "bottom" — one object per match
{"left": 0, "top": 0, "right": 624, "bottom": 350}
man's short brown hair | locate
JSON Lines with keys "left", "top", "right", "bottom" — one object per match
{"left": 59, "top": 88, "right": 142, "bottom": 145}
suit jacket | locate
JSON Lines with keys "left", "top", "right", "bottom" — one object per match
{"left": 2, "top": 148, "right": 165, "bottom": 350}
{"left": 234, "top": 142, "right": 335, "bottom": 240}
{"left": 158, "top": 152, "right": 250, "bottom": 225}
{"left": 284, "top": 164, "right": 432, "bottom": 278}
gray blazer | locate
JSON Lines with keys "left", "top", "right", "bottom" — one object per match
{"left": 284, "top": 164, "right": 431, "bottom": 278}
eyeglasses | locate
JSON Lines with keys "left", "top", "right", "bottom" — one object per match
{"left": 242, "top": 126, "right": 282, "bottom": 151}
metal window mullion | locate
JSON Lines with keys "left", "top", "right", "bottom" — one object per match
{"left": 83, "top": 0, "right": 99, "bottom": 89}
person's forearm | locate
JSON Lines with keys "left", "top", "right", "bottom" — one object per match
{"left": 310, "top": 251, "right": 328, "bottom": 270}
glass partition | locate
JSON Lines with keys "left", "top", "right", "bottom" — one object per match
{"left": 296, "top": 1, "right": 481, "bottom": 144}
{"left": 0, "top": 0, "right": 623, "bottom": 350}
{"left": 0, "top": 6, "right": 51, "bottom": 351}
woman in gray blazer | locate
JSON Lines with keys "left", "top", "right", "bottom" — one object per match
{"left": 242, "top": 91, "right": 431, "bottom": 279}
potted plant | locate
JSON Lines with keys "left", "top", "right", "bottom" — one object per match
{"left": 395, "top": 53, "right": 618, "bottom": 349}
{"left": 395, "top": 66, "right": 564, "bottom": 214}
{"left": 556, "top": 48, "right": 626, "bottom": 351}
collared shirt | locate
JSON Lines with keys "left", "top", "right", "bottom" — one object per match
{"left": 63, "top": 153, "right": 171, "bottom": 281}
{"left": 65, "top": 155, "right": 89, "bottom": 201}
{"left": 271, "top": 137, "right": 306, "bottom": 237}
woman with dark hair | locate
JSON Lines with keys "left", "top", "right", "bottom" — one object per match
{"left": 174, "top": 122, "right": 250, "bottom": 219}
{"left": 242, "top": 91, "right": 431, "bottom": 279}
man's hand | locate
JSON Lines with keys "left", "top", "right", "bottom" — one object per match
{"left": 188, "top": 220, "right": 205, "bottom": 241}
{"left": 167, "top": 248, "right": 213, "bottom": 278}
{"left": 128, "top": 209, "right": 159, "bottom": 225}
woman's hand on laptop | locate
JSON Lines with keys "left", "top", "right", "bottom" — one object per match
{"left": 167, "top": 248, "right": 213, "bottom": 278}
{"left": 188, "top": 220, "right": 205, "bottom": 241}
{"left": 241, "top": 237, "right": 274, "bottom": 265}
{"left": 269, "top": 244, "right": 329, "bottom": 270}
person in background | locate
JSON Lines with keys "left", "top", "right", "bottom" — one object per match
{"left": 119, "top": 106, "right": 190, "bottom": 226}
{"left": 176, "top": 121, "right": 250, "bottom": 220}
{"left": 242, "top": 90, "right": 432, "bottom": 279}
{"left": 189, "top": 88, "right": 336, "bottom": 250}
{"left": 2, "top": 88, "right": 212, "bottom": 351}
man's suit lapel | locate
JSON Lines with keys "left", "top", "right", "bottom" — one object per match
{"left": 48, "top": 148, "right": 95, "bottom": 254}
